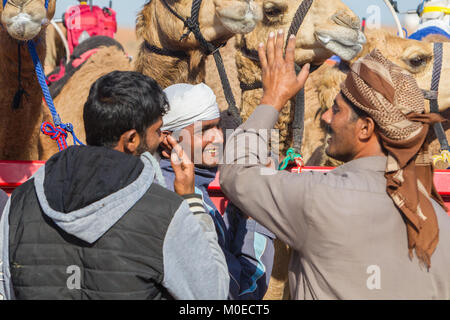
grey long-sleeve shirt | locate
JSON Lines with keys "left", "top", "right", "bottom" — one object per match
{"left": 220, "top": 104, "right": 450, "bottom": 300}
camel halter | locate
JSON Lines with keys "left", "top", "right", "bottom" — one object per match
{"left": 144, "top": 0, "right": 241, "bottom": 124}
{"left": 2, "top": 0, "right": 84, "bottom": 151}
{"left": 239, "top": 0, "right": 315, "bottom": 155}
{"left": 422, "top": 42, "right": 450, "bottom": 166}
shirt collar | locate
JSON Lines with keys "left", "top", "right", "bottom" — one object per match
{"left": 333, "top": 156, "right": 387, "bottom": 173}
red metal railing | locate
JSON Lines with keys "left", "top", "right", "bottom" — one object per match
{"left": 1, "top": 162, "right": 449, "bottom": 213}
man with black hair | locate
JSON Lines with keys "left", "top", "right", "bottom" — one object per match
{"left": 0, "top": 71, "right": 229, "bottom": 300}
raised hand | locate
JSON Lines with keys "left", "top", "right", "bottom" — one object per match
{"left": 258, "top": 29, "right": 310, "bottom": 112}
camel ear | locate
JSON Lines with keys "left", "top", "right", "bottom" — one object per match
{"left": 136, "top": 13, "right": 145, "bottom": 39}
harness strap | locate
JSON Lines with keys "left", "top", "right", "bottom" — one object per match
{"left": 286, "top": 0, "right": 314, "bottom": 46}
{"left": 143, "top": 40, "right": 189, "bottom": 59}
{"left": 12, "top": 43, "right": 26, "bottom": 110}
{"left": 156, "top": 0, "right": 240, "bottom": 123}
{"left": 292, "top": 65, "right": 305, "bottom": 153}
{"left": 28, "top": 35, "right": 84, "bottom": 150}
{"left": 429, "top": 42, "right": 449, "bottom": 151}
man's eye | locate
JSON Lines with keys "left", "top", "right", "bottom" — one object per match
{"left": 332, "top": 107, "right": 339, "bottom": 114}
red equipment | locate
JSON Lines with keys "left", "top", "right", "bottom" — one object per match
{"left": 1, "top": 162, "right": 449, "bottom": 214}
{"left": 64, "top": 3, "right": 117, "bottom": 54}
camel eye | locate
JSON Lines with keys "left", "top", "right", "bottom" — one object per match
{"left": 409, "top": 56, "right": 427, "bottom": 68}
{"left": 264, "top": 6, "right": 283, "bottom": 17}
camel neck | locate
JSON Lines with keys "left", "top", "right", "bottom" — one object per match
{"left": 0, "top": 28, "right": 47, "bottom": 160}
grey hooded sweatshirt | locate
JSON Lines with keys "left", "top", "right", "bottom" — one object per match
{"left": 0, "top": 146, "right": 229, "bottom": 300}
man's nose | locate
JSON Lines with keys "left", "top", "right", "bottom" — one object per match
{"left": 321, "top": 108, "right": 332, "bottom": 124}
{"left": 212, "top": 128, "right": 224, "bottom": 144}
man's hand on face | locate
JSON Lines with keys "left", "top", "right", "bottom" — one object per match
{"left": 167, "top": 135, "right": 195, "bottom": 196}
{"left": 258, "top": 29, "right": 310, "bottom": 112}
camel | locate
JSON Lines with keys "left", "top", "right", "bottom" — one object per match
{"left": 236, "top": 0, "right": 366, "bottom": 157}
{"left": 0, "top": 0, "right": 56, "bottom": 160}
{"left": 40, "top": 0, "right": 263, "bottom": 158}
{"left": 44, "top": 21, "right": 66, "bottom": 73}
{"left": 309, "top": 29, "right": 450, "bottom": 169}
{"left": 133, "top": 0, "right": 261, "bottom": 88}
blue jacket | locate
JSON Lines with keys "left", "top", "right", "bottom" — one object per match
{"left": 160, "top": 159, "right": 275, "bottom": 300}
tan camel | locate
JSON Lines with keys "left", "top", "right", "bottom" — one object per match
{"left": 134, "top": 0, "right": 262, "bottom": 88}
{"left": 0, "top": 0, "right": 56, "bottom": 160}
{"left": 310, "top": 29, "right": 450, "bottom": 168}
{"left": 40, "top": 0, "right": 263, "bottom": 158}
{"left": 44, "top": 21, "right": 66, "bottom": 73}
{"left": 236, "top": 0, "right": 366, "bottom": 157}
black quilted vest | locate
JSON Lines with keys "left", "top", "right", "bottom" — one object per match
{"left": 8, "top": 179, "right": 183, "bottom": 300}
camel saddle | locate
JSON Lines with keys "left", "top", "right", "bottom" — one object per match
{"left": 64, "top": 3, "right": 118, "bottom": 54}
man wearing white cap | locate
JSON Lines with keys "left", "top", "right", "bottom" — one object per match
{"left": 159, "top": 83, "right": 275, "bottom": 300}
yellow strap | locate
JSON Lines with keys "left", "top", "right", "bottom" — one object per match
{"left": 422, "top": 6, "right": 450, "bottom": 16}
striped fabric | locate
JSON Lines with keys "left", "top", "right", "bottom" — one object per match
{"left": 182, "top": 194, "right": 206, "bottom": 215}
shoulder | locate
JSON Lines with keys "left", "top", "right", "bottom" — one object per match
{"left": 145, "top": 183, "right": 184, "bottom": 208}
{"left": 134, "top": 183, "right": 185, "bottom": 224}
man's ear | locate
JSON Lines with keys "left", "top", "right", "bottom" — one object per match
{"left": 358, "top": 117, "right": 376, "bottom": 141}
{"left": 120, "top": 129, "right": 140, "bottom": 155}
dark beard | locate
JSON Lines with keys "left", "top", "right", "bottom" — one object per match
{"left": 137, "top": 140, "right": 151, "bottom": 156}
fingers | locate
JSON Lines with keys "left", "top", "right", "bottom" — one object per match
{"left": 296, "top": 63, "right": 310, "bottom": 90}
{"left": 274, "top": 29, "right": 285, "bottom": 63}
{"left": 258, "top": 42, "right": 267, "bottom": 71}
{"left": 266, "top": 31, "right": 275, "bottom": 66}
{"left": 285, "top": 34, "right": 296, "bottom": 66}
{"left": 168, "top": 135, "right": 190, "bottom": 167}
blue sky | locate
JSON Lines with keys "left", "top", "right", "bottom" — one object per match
{"left": 53, "top": 0, "right": 425, "bottom": 28}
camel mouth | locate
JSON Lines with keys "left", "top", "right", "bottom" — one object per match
{"left": 4, "top": 13, "right": 46, "bottom": 41}
{"left": 216, "top": 1, "right": 262, "bottom": 34}
{"left": 315, "top": 30, "right": 366, "bottom": 61}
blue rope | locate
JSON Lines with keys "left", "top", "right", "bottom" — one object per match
{"left": 28, "top": 41, "right": 84, "bottom": 150}
{"left": 3, "top": 0, "right": 82, "bottom": 151}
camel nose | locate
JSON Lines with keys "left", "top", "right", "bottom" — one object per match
{"left": 357, "top": 31, "right": 367, "bottom": 45}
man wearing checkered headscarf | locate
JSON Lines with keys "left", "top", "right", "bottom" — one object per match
{"left": 341, "top": 49, "right": 447, "bottom": 268}
{"left": 220, "top": 35, "right": 450, "bottom": 299}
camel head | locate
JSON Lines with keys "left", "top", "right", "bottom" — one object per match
{"left": 238, "top": 0, "right": 366, "bottom": 66}
{"left": 0, "top": 0, "right": 55, "bottom": 41}
{"left": 357, "top": 31, "right": 450, "bottom": 113}
{"left": 137, "top": 0, "right": 262, "bottom": 48}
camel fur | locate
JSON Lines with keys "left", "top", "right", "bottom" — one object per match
{"left": 40, "top": 0, "right": 262, "bottom": 160}
{"left": 0, "top": 0, "right": 56, "bottom": 160}
{"left": 311, "top": 30, "right": 450, "bottom": 168}
{"left": 236, "top": 0, "right": 366, "bottom": 157}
